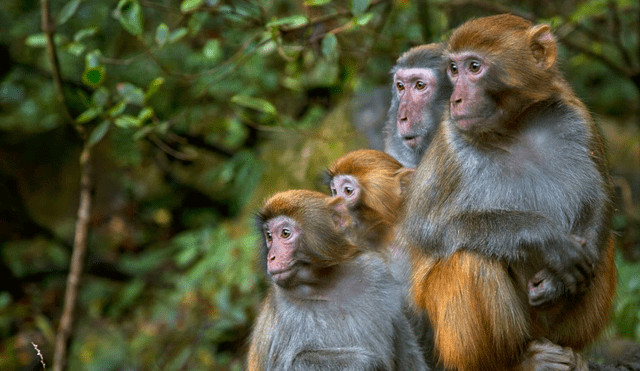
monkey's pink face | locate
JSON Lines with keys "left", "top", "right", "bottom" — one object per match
{"left": 394, "top": 68, "right": 438, "bottom": 148}
{"left": 263, "top": 215, "right": 301, "bottom": 286}
{"left": 447, "top": 52, "right": 502, "bottom": 133}
{"left": 329, "top": 174, "right": 360, "bottom": 208}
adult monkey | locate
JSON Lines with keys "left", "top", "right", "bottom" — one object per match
{"left": 247, "top": 190, "right": 427, "bottom": 371}
{"left": 385, "top": 43, "right": 452, "bottom": 168}
{"left": 399, "top": 14, "right": 616, "bottom": 371}
{"left": 325, "top": 149, "right": 591, "bottom": 371}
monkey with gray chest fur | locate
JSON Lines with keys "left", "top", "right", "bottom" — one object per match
{"left": 247, "top": 189, "right": 427, "bottom": 371}
{"left": 385, "top": 43, "right": 452, "bottom": 168}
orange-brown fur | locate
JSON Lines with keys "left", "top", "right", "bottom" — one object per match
{"left": 405, "top": 15, "right": 616, "bottom": 371}
{"left": 326, "top": 149, "right": 413, "bottom": 250}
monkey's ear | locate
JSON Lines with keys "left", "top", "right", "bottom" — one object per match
{"left": 528, "top": 24, "right": 557, "bottom": 70}
{"left": 396, "top": 168, "right": 415, "bottom": 194}
{"left": 321, "top": 169, "right": 333, "bottom": 187}
{"left": 327, "top": 197, "right": 352, "bottom": 231}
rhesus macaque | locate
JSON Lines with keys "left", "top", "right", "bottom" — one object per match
{"left": 247, "top": 190, "right": 427, "bottom": 371}
{"left": 325, "top": 149, "right": 590, "bottom": 371}
{"left": 325, "top": 149, "right": 414, "bottom": 252}
{"left": 385, "top": 43, "right": 453, "bottom": 168}
{"left": 398, "top": 14, "right": 616, "bottom": 371}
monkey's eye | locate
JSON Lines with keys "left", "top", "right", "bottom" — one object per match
{"left": 396, "top": 82, "right": 404, "bottom": 91}
{"left": 281, "top": 228, "right": 291, "bottom": 239}
{"left": 469, "top": 60, "right": 481, "bottom": 73}
{"left": 343, "top": 186, "right": 354, "bottom": 196}
{"left": 330, "top": 187, "right": 337, "bottom": 196}
{"left": 449, "top": 62, "right": 458, "bottom": 75}
{"left": 415, "top": 81, "right": 426, "bottom": 90}
{"left": 265, "top": 231, "right": 272, "bottom": 242}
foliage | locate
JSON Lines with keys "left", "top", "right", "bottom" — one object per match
{"left": 0, "top": 0, "right": 639, "bottom": 370}
{"left": 614, "top": 256, "right": 640, "bottom": 340}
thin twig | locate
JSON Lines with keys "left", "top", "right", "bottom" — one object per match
{"left": 148, "top": 132, "right": 194, "bottom": 161}
{"left": 53, "top": 144, "right": 92, "bottom": 371}
{"left": 434, "top": 0, "right": 535, "bottom": 22}
{"left": 559, "top": 37, "right": 630, "bottom": 77}
{"left": 41, "top": 1, "right": 95, "bottom": 371}
{"left": 40, "top": 0, "right": 74, "bottom": 125}
{"left": 32, "top": 342, "right": 46, "bottom": 370}
{"left": 607, "top": 0, "right": 633, "bottom": 68}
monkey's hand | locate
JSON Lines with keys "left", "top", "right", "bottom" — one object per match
{"left": 529, "top": 234, "right": 594, "bottom": 307}
{"left": 515, "top": 338, "right": 587, "bottom": 371}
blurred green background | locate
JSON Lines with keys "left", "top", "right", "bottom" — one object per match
{"left": 1, "top": 0, "right": 640, "bottom": 370}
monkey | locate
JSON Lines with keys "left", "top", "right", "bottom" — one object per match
{"left": 325, "top": 149, "right": 414, "bottom": 253}
{"left": 247, "top": 189, "right": 428, "bottom": 371}
{"left": 397, "top": 14, "right": 616, "bottom": 371}
{"left": 385, "top": 43, "right": 453, "bottom": 168}
{"left": 325, "top": 149, "right": 595, "bottom": 371}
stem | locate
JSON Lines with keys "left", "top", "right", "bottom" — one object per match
{"left": 53, "top": 146, "right": 92, "bottom": 371}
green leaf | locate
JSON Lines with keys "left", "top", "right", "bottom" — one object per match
{"left": 168, "top": 28, "right": 188, "bottom": 43}
{"left": 25, "top": 34, "right": 47, "bottom": 48}
{"left": 76, "top": 107, "right": 101, "bottom": 124}
{"left": 74, "top": 27, "right": 98, "bottom": 42}
{"left": 137, "top": 107, "right": 154, "bottom": 122}
{"left": 354, "top": 12, "right": 373, "bottom": 26}
{"left": 58, "top": 0, "right": 81, "bottom": 25}
{"left": 88, "top": 120, "right": 110, "bottom": 146}
{"left": 133, "top": 125, "right": 153, "bottom": 140}
{"left": 114, "top": 115, "right": 142, "bottom": 128}
{"left": 305, "top": 0, "right": 332, "bottom": 5}
{"left": 113, "top": 0, "right": 144, "bottom": 36}
{"left": 231, "top": 95, "right": 277, "bottom": 115}
{"left": 321, "top": 33, "right": 338, "bottom": 58}
{"left": 155, "top": 23, "right": 169, "bottom": 47}
{"left": 145, "top": 77, "right": 165, "bottom": 99}
{"left": 203, "top": 39, "right": 221, "bottom": 60}
{"left": 180, "top": 0, "right": 204, "bottom": 13}
{"left": 85, "top": 49, "right": 102, "bottom": 68}
{"left": 266, "top": 15, "right": 308, "bottom": 28}
{"left": 82, "top": 66, "right": 106, "bottom": 87}
{"left": 92, "top": 87, "right": 109, "bottom": 108}
{"left": 117, "top": 82, "right": 145, "bottom": 105}
{"left": 350, "top": 0, "right": 370, "bottom": 16}
{"left": 108, "top": 101, "right": 127, "bottom": 117}
{"left": 66, "top": 42, "right": 85, "bottom": 56}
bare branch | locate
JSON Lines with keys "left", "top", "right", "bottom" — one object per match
{"left": 53, "top": 145, "right": 92, "bottom": 371}
{"left": 434, "top": 0, "right": 535, "bottom": 22}
{"left": 148, "top": 132, "right": 195, "bottom": 161}
{"left": 40, "top": 0, "right": 74, "bottom": 125}
{"left": 559, "top": 37, "right": 630, "bottom": 77}
{"left": 607, "top": 0, "right": 634, "bottom": 67}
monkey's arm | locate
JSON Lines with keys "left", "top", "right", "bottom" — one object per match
{"left": 391, "top": 315, "right": 429, "bottom": 371}
{"left": 292, "top": 347, "right": 386, "bottom": 371}
{"left": 430, "top": 210, "right": 597, "bottom": 296}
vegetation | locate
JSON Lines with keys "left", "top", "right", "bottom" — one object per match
{"left": 0, "top": 0, "right": 639, "bottom": 370}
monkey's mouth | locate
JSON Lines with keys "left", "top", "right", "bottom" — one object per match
{"left": 403, "top": 135, "right": 422, "bottom": 148}
{"left": 270, "top": 267, "right": 296, "bottom": 285}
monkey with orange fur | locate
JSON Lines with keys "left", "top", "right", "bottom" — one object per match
{"left": 326, "top": 149, "right": 594, "bottom": 371}
{"left": 398, "top": 14, "right": 616, "bottom": 371}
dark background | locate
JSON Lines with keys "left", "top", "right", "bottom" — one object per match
{"left": 0, "top": 0, "right": 639, "bottom": 370}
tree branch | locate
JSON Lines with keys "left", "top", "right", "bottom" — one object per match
{"left": 559, "top": 37, "right": 630, "bottom": 77}
{"left": 607, "top": 0, "right": 634, "bottom": 68}
{"left": 434, "top": 0, "right": 535, "bottom": 22}
{"left": 53, "top": 144, "right": 92, "bottom": 371}
{"left": 40, "top": 0, "right": 74, "bottom": 125}
{"left": 41, "top": 1, "right": 94, "bottom": 370}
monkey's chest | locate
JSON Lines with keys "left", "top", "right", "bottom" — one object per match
{"left": 459, "top": 156, "right": 581, "bottom": 227}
